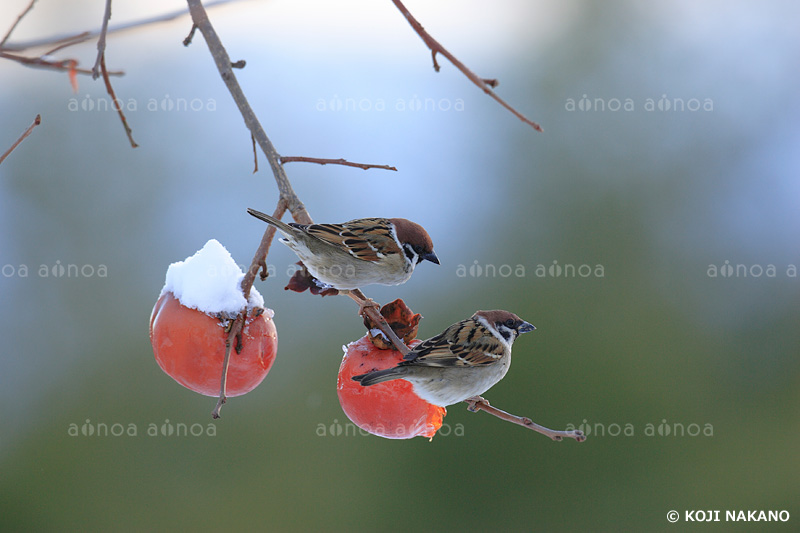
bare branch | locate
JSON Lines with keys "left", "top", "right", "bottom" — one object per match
{"left": 0, "top": 114, "right": 41, "bottom": 166}
{"left": 391, "top": 0, "right": 543, "bottom": 132}
{"left": 241, "top": 200, "right": 286, "bottom": 300}
{"left": 43, "top": 35, "right": 93, "bottom": 57}
{"left": 186, "top": 1, "right": 552, "bottom": 431}
{"left": 187, "top": 0, "right": 426, "bottom": 415}
{"left": 99, "top": 54, "right": 138, "bottom": 148}
{"left": 3, "top": 0, "right": 239, "bottom": 53}
{"left": 0, "top": 50, "right": 123, "bottom": 77}
{"left": 187, "top": 0, "right": 418, "bottom": 376}
{"left": 280, "top": 156, "right": 397, "bottom": 172}
{"left": 1, "top": 0, "right": 37, "bottom": 49}
{"left": 186, "top": 0, "right": 413, "bottom": 389}
{"left": 91, "top": 0, "right": 113, "bottom": 79}
{"left": 466, "top": 398, "right": 586, "bottom": 442}
{"left": 186, "top": 0, "right": 311, "bottom": 226}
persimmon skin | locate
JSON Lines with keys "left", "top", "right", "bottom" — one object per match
{"left": 150, "top": 292, "right": 277, "bottom": 397}
{"left": 337, "top": 335, "right": 445, "bottom": 439}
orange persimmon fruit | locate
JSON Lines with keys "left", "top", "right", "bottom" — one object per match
{"left": 150, "top": 292, "right": 277, "bottom": 397}
{"left": 337, "top": 335, "right": 445, "bottom": 439}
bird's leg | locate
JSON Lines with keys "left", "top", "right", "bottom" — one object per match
{"left": 465, "top": 396, "right": 489, "bottom": 412}
{"left": 346, "top": 289, "right": 381, "bottom": 317}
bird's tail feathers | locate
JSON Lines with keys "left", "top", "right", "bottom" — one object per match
{"left": 247, "top": 208, "right": 296, "bottom": 234}
{"left": 352, "top": 367, "right": 405, "bottom": 386}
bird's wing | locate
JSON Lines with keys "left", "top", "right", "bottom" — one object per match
{"left": 402, "top": 319, "right": 505, "bottom": 367}
{"left": 290, "top": 218, "right": 402, "bottom": 263}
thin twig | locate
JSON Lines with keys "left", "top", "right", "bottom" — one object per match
{"left": 2, "top": 0, "right": 240, "bottom": 53}
{"left": 390, "top": 0, "right": 543, "bottom": 132}
{"left": 43, "top": 34, "right": 93, "bottom": 57}
{"left": 0, "top": 51, "right": 123, "bottom": 76}
{"left": 0, "top": 0, "right": 37, "bottom": 49}
{"left": 280, "top": 156, "right": 397, "bottom": 172}
{"left": 250, "top": 132, "right": 258, "bottom": 173}
{"left": 0, "top": 114, "right": 41, "bottom": 166}
{"left": 241, "top": 200, "right": 286, "bottom": 300}
{"left": 466, "top": 398, "right": 586, "bottom": 442}
{"left": 91, "top": 0, "right": 113, "bottom": 79}
{"left": 225, "top": 198, "right": 287, "bottom": 419}
{"left": 212, "top": 314, "right": 244, "bottom": 419}
{"left": 183, "top": 24, "right": 198, "bottom": 46}
{"left": 100, "top": 54, "right": 138, "bottom": 148}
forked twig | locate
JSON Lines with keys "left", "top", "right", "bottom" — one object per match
{"left": 0, "top": 51, "right": 123, "bottom": 77}
{"left": 391, "top": 0, "right": 542, "bottom": 132}
{"left": 91, "top": 0, "right": 113, "bottom": 79}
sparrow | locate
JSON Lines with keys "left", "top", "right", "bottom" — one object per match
{"left": 247, "top": 208, "right": 439, "bottom": 291}
{"left": 352, "top": 310, "right": 535, "bottom": 407}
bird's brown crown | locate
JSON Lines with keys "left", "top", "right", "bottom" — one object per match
{"left": 474, "top": 310, "right": 524, "bottom": 328}
{"left": 389, "top": 218, "right": 435, "bottom": 254}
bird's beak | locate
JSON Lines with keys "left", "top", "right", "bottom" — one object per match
{"left": 518, "top": 322, "right": 536, "bottom": 334}
{"left": 420, "top": 251, "right": 440, "bottom": 265}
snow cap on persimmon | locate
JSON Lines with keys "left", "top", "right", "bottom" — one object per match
{"left": 161, "top": 239, "right": 265, "bottom": 315}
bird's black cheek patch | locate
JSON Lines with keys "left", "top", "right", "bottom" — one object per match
{"left": 402, "top": 244, "right": 418, "bottom": 263}
{"left": 497, "top": 325, "right": 514, "bottom": 342}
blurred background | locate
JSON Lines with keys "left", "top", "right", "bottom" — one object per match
{"left": 1, "top": 0, "right": 798, "bottom": 530}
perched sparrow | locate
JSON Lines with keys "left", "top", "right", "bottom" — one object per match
{"left": 352, "top": 310, "right": 535, "bottom": 407}
{"left": 247, "top": 208, "right": 439, "bottom": 290}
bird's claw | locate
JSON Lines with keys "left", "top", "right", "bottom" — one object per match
{"left": 357, "top": 298, "right": 380, "bottom": 317}
{"left": 466, "top": 396, "right": 488, "bottom": 412}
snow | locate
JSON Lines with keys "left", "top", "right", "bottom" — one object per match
{"left": 369, "top": 328, "right": 388, "bottom": 341}
{"left": 160, "top": 239, "right": 265, "bottom": 315}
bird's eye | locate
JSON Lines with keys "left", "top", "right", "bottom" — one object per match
{"left": 505, "top": 318, "right": 516, "bottom": 328}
